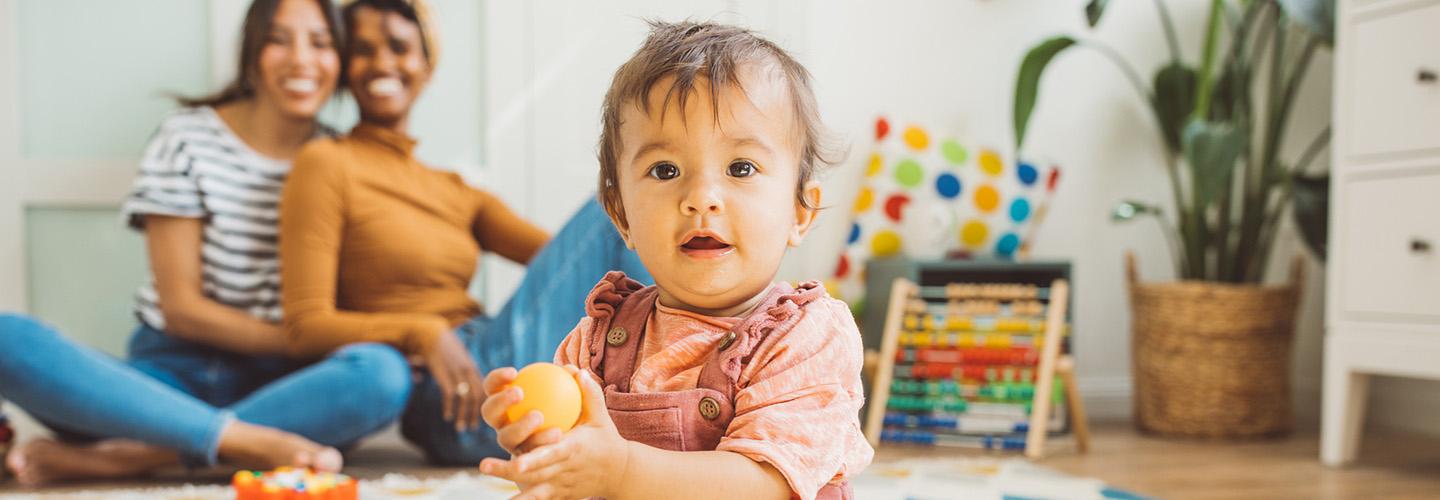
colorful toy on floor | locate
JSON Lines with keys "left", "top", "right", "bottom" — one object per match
{"left": 865, "top": 278, "right": 1090, "bottom": 459}
{"left": 829, "top": 115, "right": 1063, "bottom": 310}
{"left": 505, "top": 362, "right": 582, "bottom": 432}
{"left": 232, "top": 467, "right": 357, "bottom": 500}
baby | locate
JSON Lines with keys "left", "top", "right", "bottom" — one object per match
{"left": 479, "top": 21, "right": 873, "bottom": 500}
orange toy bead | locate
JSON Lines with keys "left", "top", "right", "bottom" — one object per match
{"left": 505, "top": 362, "right": 583, "bottom": 432}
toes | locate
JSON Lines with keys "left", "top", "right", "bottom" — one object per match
{"left": 5, "top": 446, "right": 23, "bottom": 473}
{"left": 312, "top": 448, "right": 343, "bottom": 473}
{"left": 292, "top": 449, "right": 313, "bottom": 469}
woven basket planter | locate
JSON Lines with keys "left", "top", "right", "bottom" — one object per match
{"left": 1126, "top": 253, "right": 1302, "bottom": 438}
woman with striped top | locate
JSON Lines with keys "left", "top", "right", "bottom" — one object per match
{"left": 0, "top": 0, "right": 410, "bottom": 486}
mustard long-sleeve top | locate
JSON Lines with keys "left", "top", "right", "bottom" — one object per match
{"left": 280, "top": 123, "right": 549, "bottom": 358}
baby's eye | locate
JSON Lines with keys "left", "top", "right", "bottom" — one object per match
{"left": 647, "top": 162, "right": 680, "bottom": 180}
{"left": 728, "top": 160, "right": 757, "bottom": 178}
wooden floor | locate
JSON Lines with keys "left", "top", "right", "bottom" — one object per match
{"left": 4, "top": 421, "right": 1440, "bottom": 498}
{"left": 876, "top": 421, "right": 1440, "bottom": 499}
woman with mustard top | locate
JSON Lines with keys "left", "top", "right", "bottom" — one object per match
{"left": 280, "top": 0, "right": 649, "bottom": 465}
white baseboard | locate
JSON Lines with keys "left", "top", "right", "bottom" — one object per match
{"left": 1078, "top": 375, "right": 1440, "bottom": 437}
{"left": 1077, "top": 376, "right": 1132, "bottom": 421}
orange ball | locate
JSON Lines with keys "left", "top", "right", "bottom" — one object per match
{"left": 505, "top": 362, "right": 583, "bottom": 432}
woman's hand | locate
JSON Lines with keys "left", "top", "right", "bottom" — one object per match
{"left": 422, "top": 329, "right": 485, "bottom": 432}
{"left": 479, "top": 367, "right": 627, "bottom": 500}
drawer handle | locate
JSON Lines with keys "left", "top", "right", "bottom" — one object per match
{"left": 1413, "top": 238, "right": 1433, "bottom": 253}
{"left": 1421, "top": 68, "right": 1438, "bottom": 84}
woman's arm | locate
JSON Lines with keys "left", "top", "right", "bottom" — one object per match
{"left": 471, "top": 190, "right": 549, "bottom": 265}
{"left": 144, "top": 215, "right": 288, "bottom": 355}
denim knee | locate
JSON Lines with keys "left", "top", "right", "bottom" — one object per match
{"left": 0, "top": 314, "right": 53, "bottom": 373}
{"left": 333, "top": 343, "right": 412, "bottom": 424}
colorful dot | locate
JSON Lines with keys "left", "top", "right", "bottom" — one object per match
{"left": 979, "top": 149, "right": 1003, "bottom": 176}
{"left": 824, "top": 279, "right": 841, "bottom": 298}
{"left": 902, "top": 126, "right": 929, "bottom": 151}
{"left": 935, "top": 173, "right": 961, "bottom": 199}
{"left": 848, "top": 223, "right": 861, "bottom": 244}
{"left": 867, "top": 153, "right": 884, "bottom": 177}
{"left": 871, "top": 230, "right": 902, "bottom": 257}
{"left": 960, "top": 220, "right": 988, "bottom": 248}
{"left": 853, "top": 187, "right": 874, "bottom": 213}
{"left": 875, "top": 117, "right": 890, "bottom": 141}
{"left": 996, "top": 233, "right": 1021, "bottom": 257}
{"left": 834, "top": 254, "right": 850, "bottom": 278}
{"left": 941, "top": 140, "right": 968, "bottom": 165}
{"left": 975, "top": 185, "right": 1000, "bottom": 213}
{"left": 883, "top": 193, "right": 911, "bottom": 223}
{"left": 1017, "top": 161, "right": 1038, "bottom": 186}
{"left": 1010, "top": 198, "right": 1031, "bottom": 222}
{"left": 894, "top": 159, "right": 924, "bottom": 187}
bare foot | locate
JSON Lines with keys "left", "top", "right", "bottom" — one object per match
{"left": 4, "top": 438, "right": 178, "bottom": 487}
{"left": 217, "top": 422, "right": 343, "bottom": 473}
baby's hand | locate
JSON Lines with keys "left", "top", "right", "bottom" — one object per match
{"left": 480, "top": 367, "right": 628, "bottom": 500}
{"left": 480, "top": 367, "right": 563, "bottom": 455}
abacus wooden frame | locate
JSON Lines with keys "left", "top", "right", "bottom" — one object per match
{"left": 862, "top": 277, "right": 1090, "bottom": 459}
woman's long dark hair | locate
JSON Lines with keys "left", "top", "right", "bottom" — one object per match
{"left": 178, "top": 0, "right": 346, "bottom": 108}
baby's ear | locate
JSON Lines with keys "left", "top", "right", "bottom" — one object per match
{"left": 788, "top": 181, "right": 822, "bottom": 247}
{"left": 607, "top": 210, "right": 635, "bottom": 249}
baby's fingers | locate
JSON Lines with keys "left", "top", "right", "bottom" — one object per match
{"left": 515, "top": 427, "right": 564, "bottom": 455}
{"left": 482, "top": 385, "right": 523, "bottom": 428}
{"left": 512, "top": 440, "right": 575, "bottom": 473}
{"left": 496, "top": 410, "right": 545, "bottom": 453}
{"left": 479, "top": 457, "right": 518, "bottom": 480}
{"left": 481, "top": 455, "right": 560, "bottom": 486}
{"left": 483, "top": 367, "right": 519, "bottom": 395}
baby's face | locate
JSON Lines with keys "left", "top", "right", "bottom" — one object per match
{"left": 613, "top": 65, "right": 819, "bottom": 316}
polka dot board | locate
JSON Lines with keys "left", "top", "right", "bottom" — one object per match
{"left": 832, "top": 116, "right": 1061, "bottom": 306}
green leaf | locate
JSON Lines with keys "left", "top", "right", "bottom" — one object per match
{"left": 1014, "top": 36, "right": 1077, "bottom": 150}
{"left": 1182, "top": 119, "right": 1246, "bottom": 208}
{"left": 1291, "top": 174, "right": 1329, "bottom": 260}
{"left": 1278, "top": 0, "right": 1336, "bottom": 44}
{"left": 1152, "top": 63, "right": 1198, "bottom": 153}
{"left": 1085, "top": 0, "right": 1110, "bottom": 27}
{"left": 1208, "top": 59, "right": 1248, "bottom": 122}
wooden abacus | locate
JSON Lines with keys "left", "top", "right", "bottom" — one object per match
{"left": 863, "top": 277, "right": 1090, "bottom": 459}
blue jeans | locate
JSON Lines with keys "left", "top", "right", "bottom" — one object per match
{"left": 0, "top": 317, "right": 412, "bottom": 466}
{"left": 401, "top": 197, "right": 651, "bottom": 465}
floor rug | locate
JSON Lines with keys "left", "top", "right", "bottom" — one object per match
{"left": 1, "top": 457, "right": 1150, "bottom": 500}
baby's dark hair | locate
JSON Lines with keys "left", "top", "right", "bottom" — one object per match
{"left": 597, "top": 20, "right": 833, "bottom": 229}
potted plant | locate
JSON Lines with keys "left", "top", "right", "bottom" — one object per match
{"left": 1013, "top": 0, "right": 1334, "bottom": 437}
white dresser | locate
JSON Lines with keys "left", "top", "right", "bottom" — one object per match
{"left": 1323, "top": 0, "right": 1440, "bottom": 466}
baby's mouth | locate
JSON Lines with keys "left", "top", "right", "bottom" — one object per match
{"left": 680, "top": 234, "right": 734, "bottom": 258}
{"left": 682, "top": 236, "right": 730, "bottom": 251}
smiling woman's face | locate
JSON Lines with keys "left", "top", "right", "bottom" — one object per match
{"left": 346, "top": 5, "right": 430, "bottom": 129}
{"left": 254, "top": 0, "right": 340, "bottom": 120}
